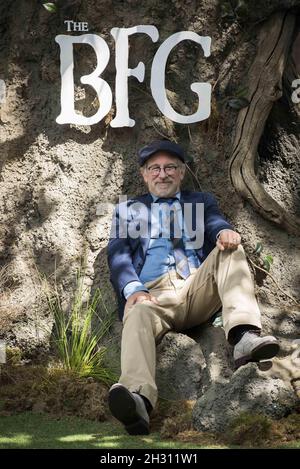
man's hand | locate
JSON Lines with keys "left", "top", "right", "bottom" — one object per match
{"left": 125, "top": 291, "right": 159, "bottom": 313}
{"left": 216, "top": 229, "right": 241, "bottom": 251}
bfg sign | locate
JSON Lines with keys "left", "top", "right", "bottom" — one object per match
{"left": 55, "top": 25, "right": 212, "bottom": 127}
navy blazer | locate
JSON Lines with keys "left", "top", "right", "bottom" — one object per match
{"left": 107, "top": 190, "right": 233, "bottom": 320}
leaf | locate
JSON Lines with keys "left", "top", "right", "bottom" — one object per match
{"left": 263, "top": 254, "right": 273, "bottom": 271}
{"left": 263, "top": 259, "right": 272, "bottom": 272}
{"left": 264, "top": 254, "right": 274, "bottom": 264}
{"left": 254, "top": 242, "right": 263, "bottom": 255}
{"left": 43, "top": 3, "right": 57, "bottom": 13}
{"left": 227, "top": 97, "right": 250, "bottom": 110}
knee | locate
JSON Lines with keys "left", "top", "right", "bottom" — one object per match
{"left": 123, "top": 301, "right": 156, "bottom": 327}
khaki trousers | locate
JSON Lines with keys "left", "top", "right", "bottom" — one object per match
{"left": 119, "top": 245, "right": 261, "bottom": 408}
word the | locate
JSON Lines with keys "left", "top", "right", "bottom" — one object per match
{"left": 64, "top": 20, "right": 89, "bottom": 32}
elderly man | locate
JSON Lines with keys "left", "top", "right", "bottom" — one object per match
{"left": 107, "top": 140, "right": 279, "bottom": 435}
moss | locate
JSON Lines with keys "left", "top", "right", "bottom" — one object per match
{"left": 225, "top": 412, "right": 273, "bottom": 446}
{"left": 223, "top": 412, "right": 300, "bottom": 447}
{"left": 155, "top": 407, "right": 300, "bottom": 448}
{"left": 272, "top": 413, "right": 300, "bottom": 442}
{"left": 0, "top": 363, "right": 109, "bottom": 421}
{"left": 5, "top": 346, "right": 23, "bottom": 365}
{"left": 150, "top": 398, "right": 195, "bottom": 437}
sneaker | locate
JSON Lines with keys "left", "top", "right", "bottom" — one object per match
{"left": 233, "top": 331, "right": 280, "bottom": 369}
{"left": 108, "top": 383, "right": 150, "bottom": 435}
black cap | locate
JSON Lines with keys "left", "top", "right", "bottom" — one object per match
{"left": 138, "top": 140, "right": 186, "bottom": 166}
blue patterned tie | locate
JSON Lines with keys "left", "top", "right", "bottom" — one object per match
{"left": 157, "top": 198, "right": 191, "bottom": 279}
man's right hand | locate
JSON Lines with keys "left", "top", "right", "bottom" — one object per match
{"left": 125, "top": 291, "right": 159, "bottom": 313}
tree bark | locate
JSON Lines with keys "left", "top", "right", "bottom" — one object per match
{"left": 229, "top": 12, "right": 300, "bottom": 235}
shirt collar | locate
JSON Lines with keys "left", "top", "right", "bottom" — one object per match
{"left": 151, "top": 191, "right": 181, "bottom": 203}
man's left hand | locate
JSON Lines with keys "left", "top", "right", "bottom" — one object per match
{"left": 216, "top": 229, "right": 241, "bottom": 251}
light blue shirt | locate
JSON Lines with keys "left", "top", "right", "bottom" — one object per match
{"left": 123, "top": 191, "right": 200, "bottom": 299}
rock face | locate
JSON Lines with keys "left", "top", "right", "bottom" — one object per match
{"left": 190, "top": 323, "right": 234, "bottom": 391}
{"left": 152, "top": 322, "right": 300, "bottom": 433}
{"left": 154, "top": 313, "right": 300, "bottom": 431}
{"left": 192, "top": 362, "right": 299, "bottom": 433}
{"left": 156, "top": 332, "right": 206, "bottom": 401}
{"left": 191, "top": 308, "right": 300, "bottom": 432}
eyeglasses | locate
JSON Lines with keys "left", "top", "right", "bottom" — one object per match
{"left": 147, "top": 165, "right": 180, "bottom": 176}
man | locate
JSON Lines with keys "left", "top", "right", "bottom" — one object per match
{"left": 107, "top": 140, "right": 279, "bottom": 435}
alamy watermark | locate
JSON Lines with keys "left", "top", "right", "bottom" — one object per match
{"left": 96, "top": 196, "right": 205, "bottom": 249}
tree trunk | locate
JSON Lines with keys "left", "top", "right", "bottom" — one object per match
{"left": 229, "top": 12, "right": 300, "bottom": 235}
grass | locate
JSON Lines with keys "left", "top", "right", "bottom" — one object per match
{"left": 0, "top": 412, "right": 226, "bottom": 449}
{"left": 44, "top": 269, "right": 117, "bottom": 385}
{"left": 0, "top": 412, "right": 299, "bottom": 450}
{"left": 0, "top": 360, "right": 299, "bottom": 450}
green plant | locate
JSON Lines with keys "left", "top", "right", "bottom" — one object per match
{"left": 45, "top": 273, "right": 116, "bottom": 385}
{"left": 254, "top": 242, "right": 274, "bottom": 271}
{"left": 247, "top": 244, "right": 299, "bottom": 305}
{"left": 42, "top": 3, "right": 57, "bottom": 13}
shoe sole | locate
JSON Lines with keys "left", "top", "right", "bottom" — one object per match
{"left": 108, "top": 385, "right": 150, "bottom": 435}
{"left": 235, "top": 341, "right": 280, "bottom": 369}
